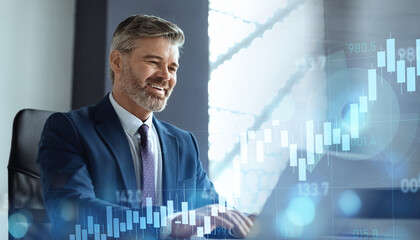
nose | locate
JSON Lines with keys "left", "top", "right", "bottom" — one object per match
{"left": 156, "top": 65, "right": 171, "bottom": 81}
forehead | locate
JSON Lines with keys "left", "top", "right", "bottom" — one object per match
{"left": 130, "top": 37, "right": 180, "bottom": 60}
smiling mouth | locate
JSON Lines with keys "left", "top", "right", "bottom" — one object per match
{"left": 150, "top": 84, "right": 164, "bottom": 91}
{"left": 147, "top": 84, "right": 168, "bottom": 98}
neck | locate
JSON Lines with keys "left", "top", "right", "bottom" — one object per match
{"left": 112, "top": 90, "right": 152, "bottom": 122}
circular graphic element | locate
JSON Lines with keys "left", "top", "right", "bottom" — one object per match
{"left": 338, "top": 190, "right": 361, "bottom": 216}
{"left": 8, "top": 213, "right": 29, "bottom": 238}
{"left": 286, "top": 197, "right": 315, "bottom": 227}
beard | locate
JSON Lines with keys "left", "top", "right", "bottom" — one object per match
{"left": 119, "top": 64, "right": 172, "bottom": 112}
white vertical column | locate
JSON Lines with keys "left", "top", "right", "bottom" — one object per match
{"left": 324, "top": 122, "right": 332, "bottom": 146}
{"left": 333, "top": 128, "right": 341, "bottom": 144}
{"left": 377, "top": 51, "right": 386, "bottom": 68}
{"left": 397, "top": 60, "right": 406, "bottom": 83}
{"left": 106, "top": 206, "right": 112, "bottom": 237}
{"left": 218, "top": 195, "right": 226, "bottom": 213}
{"left": 146, "top": 197, "right": 153, "bottom": 224}
{"left": 359, "top": 96, "right": 368, "bottom": 113}
{"left": 417, "top": 39, "right": 420, "bottom": 75}
{"left": 342, "top": 134, "right": 350, "bottom": 151}
{"left": 113, "top": 219, "right": 119, "bottom": 238}
{"left": 407, "top": 67, "right": 416, "bottom": 92}
{"left": 167, "top": 200, "right": 174, "bottom": 217}
{"left": 298, "top": 158, "right": 307, "bottom": 181}
{"left": 154, "top": 212, "right": 160, "bottom": 228}
{"left": 387, "top": 38, "right": 396, "bottom": 72}
{"left": 181, "top": 202, "right": 189, "bottom": 224}
{"left": 88, "top": 216, "right": 93, "bottom": 234}
{"left": 368, "top": 69, "right": 377, "bottom": 101}
{"left": 197, "top": 227, "right": 204, "bottom": 237}
{"left": 133, "top": 211, "right": 139, "bottom": 224}
{"left": 126, "top": 210, "right": 132, "bottom": 230}
{"left": 306, "top": 121, "right": 314, "bottom": 164}
{"left": 204, "top": 216, "right": 211, "bottom": 234}
{"left": 120, "top": 222, "right": 126, "bottom": 232}
{"left": 211, "top": 206, "right": 218, "bottom": 216}
{"left": 281, "top": 131, "right": 289, "bottom": 147}
{"left": 289, "top": 144, "right": 297, "bottom": 167}
{"left": 75, "top": 224, "right": 81, "bottom": 240}
{"left": 160, "top": 206, "right": 167, "bottom": 227}
{"left": 94, "top": 224, "right": 100, "bottom": 240}
{"left": 189, "top": 210, "right": 196, "bottom": 226}
{"left": 140, "top": 217, "right": 146, "bottom": 229}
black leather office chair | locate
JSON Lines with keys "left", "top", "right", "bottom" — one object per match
{"left": 8, "top": 109, "right": 53, "bottom": 240}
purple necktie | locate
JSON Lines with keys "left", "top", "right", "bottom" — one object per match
{"left": 138, "top": 124, "right": 155, "bottom": 206}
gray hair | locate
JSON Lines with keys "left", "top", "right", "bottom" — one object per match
{"left": 109, "top": 14, "right": 185, "bottom": 84}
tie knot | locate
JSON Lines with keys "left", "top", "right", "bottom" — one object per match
{"left": 138, "top": 124, "right": 149, "bottom": 139}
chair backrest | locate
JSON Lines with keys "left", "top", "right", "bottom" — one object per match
{"left": 8, "top": 109, "right": 54, "bottom": 239}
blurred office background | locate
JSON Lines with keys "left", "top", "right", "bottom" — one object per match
{"left": 1, "top": 1, "right": 76, "bottom": 238}
{"left": 2, "top": 0, "right": 420, "bottom": 238}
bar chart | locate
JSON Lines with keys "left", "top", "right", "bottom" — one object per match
{"left": 237, "top": 36, "right": 420, "bottom": 182}
{"left": 68, "top": 196, "right": 232, "bottom": 239}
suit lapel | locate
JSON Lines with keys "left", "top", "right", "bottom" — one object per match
{"left": 91, "top": 95, "right": 180, "bottom": 207}
{"left": 93, "top": 95, "right": 138, "bottom": 206}
{"left": 153, "top": 117, "right": 178, "bottom": 203}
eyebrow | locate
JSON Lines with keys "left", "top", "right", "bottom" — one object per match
{"left": 143, "top": 54, "right": 179, "bottom": 68}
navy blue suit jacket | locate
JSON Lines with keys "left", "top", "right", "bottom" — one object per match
{"left": 37, "top": 95, "right": 218, "bottom": 238}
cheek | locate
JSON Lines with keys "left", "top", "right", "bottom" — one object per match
{"left": 132, "top": 65, "right": 151, "bottom": 79}
{"left": 169, "top": 78, "right": 177, "bottom": 88}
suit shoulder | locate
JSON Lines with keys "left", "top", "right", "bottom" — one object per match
{"left": 155, "top": 119, "right": 192, "bottom": 137}
{"left": 49, "top": 104, "right": 94, "bottom": 122}
{"left": 43, "top": 106, "right": 98, "bottom": 138}
{"left": 66, "top": 104, "right": 95, "bottom": 120}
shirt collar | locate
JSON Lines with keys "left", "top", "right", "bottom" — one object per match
{"left": 109, "top": 92, "right": 153, "bottom": 136}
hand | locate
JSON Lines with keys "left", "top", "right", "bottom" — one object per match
{"left": 221, "top": 209, "right": 255, "bottom": 238}
{"left": 169, "top": 204, "right": 255, "bottom": 239}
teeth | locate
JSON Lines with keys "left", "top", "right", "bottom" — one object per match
{"left": 150, "top": 85, "right": 163, "bottom": 91}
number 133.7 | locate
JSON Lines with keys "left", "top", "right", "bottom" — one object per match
{"left": 298, "top": 182, "right": 329, "bottom": 196}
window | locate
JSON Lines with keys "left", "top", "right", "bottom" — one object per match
{"left": 208, "top": 0, "right": 326, "bottom": 212}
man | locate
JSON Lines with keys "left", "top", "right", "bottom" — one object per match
{"left": 37, "top": 15, "right": 253, "bottom": 239}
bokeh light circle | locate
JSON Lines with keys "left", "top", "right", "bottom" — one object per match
{"left": 338, "top": 190, "right": 362, "bottom": 216}
{"left": 286, "top": 197, "right": 315, "bottom": 227}
{"left": 60, "top": 201, "right": 76, "bottom": 221}
{"left": 8, "top": 213, "right": 29, "bottom": 238}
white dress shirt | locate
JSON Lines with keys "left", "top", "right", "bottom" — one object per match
{"left": 109, "top": 93, "right": 163, "bottom": 205}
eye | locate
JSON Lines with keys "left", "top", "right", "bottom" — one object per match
{"left": 148, "top": 61, "right": 159, "bottom": 65}
{"left": 169, "top": 67, "right": 177, "bottom": 73}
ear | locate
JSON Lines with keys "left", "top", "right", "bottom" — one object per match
{"left": 110, "top": 50, "right": 124, "bottom": 79}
